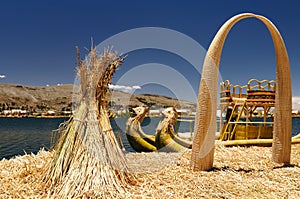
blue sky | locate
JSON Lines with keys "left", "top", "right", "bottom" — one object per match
{"left": 0, "top": 1, "right": 300, "bottom": 104}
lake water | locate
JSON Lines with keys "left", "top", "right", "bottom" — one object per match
{"left": 0, "top": 117, "right": 300, "bottom": 160}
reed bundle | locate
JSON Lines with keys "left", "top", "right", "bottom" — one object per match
{"left": 43, "top": 47, "right": 134, "bottom": 198}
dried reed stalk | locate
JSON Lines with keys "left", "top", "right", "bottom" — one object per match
{"left": 43, "top": 47, "right": 134, "bottom": 198}
{"left": 216, "top": 138, "right": 300, "bottom": 147}
{"left": 191, "top": 13, "right": 292, "bottom": 171}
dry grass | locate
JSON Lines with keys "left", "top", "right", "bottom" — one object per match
{"left": 0, "top": 150, "right": 51, "bottom": 198}
{"left": 1, "top": 144, "right": 300, "bottom": 198}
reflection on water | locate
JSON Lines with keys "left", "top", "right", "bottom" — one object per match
{"left": 0, "top": 117, "right": 299, "bottom": 160}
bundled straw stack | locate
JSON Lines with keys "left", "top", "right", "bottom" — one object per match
{"left": 43, "top": 47, "right": 134, "bottom": 198}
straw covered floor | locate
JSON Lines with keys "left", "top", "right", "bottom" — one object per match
{"left": 1, "top": 144, "right": 300, "bottom": 198}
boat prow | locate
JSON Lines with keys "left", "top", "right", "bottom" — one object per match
{"left": 155, "top": 107, "right": 192, "bottom": 152}
{"left": 125, "top": 107, "right": 156, "bottom": 152}
{"left": 125, "top": 106, "right": 193, "bottom": 152}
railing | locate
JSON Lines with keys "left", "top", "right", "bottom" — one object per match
{"left": 247, "top": 79, "right": 275, "bottom": 91}
{"left": 176, "top": 119, "right": 194, "bottom": 137}
{"left": 176, "top": 119, "right": 221, "bottom": 137}
{"left": 220, "top": 79, "right": 276, "bottom": 103}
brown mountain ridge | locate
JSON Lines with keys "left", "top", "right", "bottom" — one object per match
{"left": 0, "top": 83, "right": 196, "bottom": 116}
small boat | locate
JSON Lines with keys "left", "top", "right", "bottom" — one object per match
{"left": 155, "top": 107, "right": 192, "bottom": 152}
{"left": 125, "top": 106, "right": 157, "bottom": 152}
{"left": 126, "top": 106, "right": 192, "bottom": 152}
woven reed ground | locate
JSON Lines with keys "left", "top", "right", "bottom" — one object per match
{"left": 1, "top": 144, "right": 300, "bottom": 198}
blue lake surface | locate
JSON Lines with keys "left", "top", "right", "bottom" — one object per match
{"left": 0, "top": 117, "right": 299, "bottom": 160}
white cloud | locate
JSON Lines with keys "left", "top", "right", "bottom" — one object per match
{"left": 132, "top": 85, "right": 142, "bottom": 89}
{"left": 292, "top": 96, "right": 300, "bottom": 110}
{"left": 109, "top": 84, "right": 141, "bottom": 93}
{"left": 0, "top": 74, "right": 6, "bottom": 79}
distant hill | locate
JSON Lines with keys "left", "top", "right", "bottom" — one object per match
{"left": 0, "top": 83, "right": 196, "bottom": 115}
{"left": 0, "top": 84, "right": 74, "bottom": 113}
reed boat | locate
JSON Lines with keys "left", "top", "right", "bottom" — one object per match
{"left": 155, "top": 107, "right": 192, "bottom": 152}
{"left": 217, "top": 79, "right": 294, "bottom": 146}
{"left": 125, "top": 106, "right": 157, "bottom": 152}
{"left": 126, "top": 106, "right": 192, "bottom": 152}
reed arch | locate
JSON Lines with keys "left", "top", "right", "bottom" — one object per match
{"left": 191, "top": 13, "right": 292, "bottom": 171}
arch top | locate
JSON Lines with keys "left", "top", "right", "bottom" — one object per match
{"left": 206, "top": 12, "right": 289, "bottom": 68}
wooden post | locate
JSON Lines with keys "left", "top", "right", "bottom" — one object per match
{"left": 191, "top": 13, "right": 292, "bottom": 171}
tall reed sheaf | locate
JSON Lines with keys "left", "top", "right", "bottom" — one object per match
{"left": 43, "top": 47, "right": 134, "bottom": 198}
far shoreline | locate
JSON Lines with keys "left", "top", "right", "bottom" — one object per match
{"left": 0, "top": 115, "right": 197, "bottom": 119}
{"left": 1, "top": 115, "right": 300, "bottom": 119}
{"left": 0, "top": 115, "right": 71, "bottom": 119}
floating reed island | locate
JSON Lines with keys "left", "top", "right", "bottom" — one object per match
{"left": 1, "top": 145, "right": 300, "bottom": 198}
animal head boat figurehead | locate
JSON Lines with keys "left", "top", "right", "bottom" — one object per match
{"left": 155, "top": 107, "right": 192, "bottom": 152}
{"left": 162, "top": 107, "right": 178, "bottom": 126}
{"left": 132, "top": 106, "right": 149, "bottom": 123}
{"left": 125, "top": 106, "right": 157, "bottom": 152}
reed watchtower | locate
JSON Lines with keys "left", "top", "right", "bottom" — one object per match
{"left": 219, "top": 79, "right": 275, "bottom": 141}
